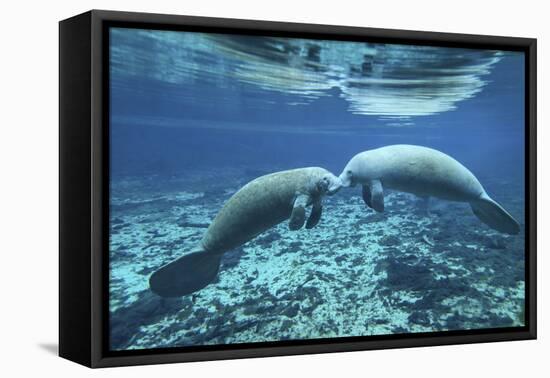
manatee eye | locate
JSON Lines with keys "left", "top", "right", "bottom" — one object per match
{"left": 318, "top": 176, "right": 329, "bottom": 191}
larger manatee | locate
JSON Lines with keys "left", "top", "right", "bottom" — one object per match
{"left": 149, "top": 167, "right": 342, "bottom": 297}
{"left": 339, "top": 145, "right": 520, "bottom": 235}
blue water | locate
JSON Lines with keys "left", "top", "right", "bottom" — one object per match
{"left": 108, "top": 28, "right": 526, "bottom": 351}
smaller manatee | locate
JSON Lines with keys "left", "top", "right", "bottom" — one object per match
{"left": 339, "top": 144, "right": 520, "bottom": 235}
{"left": 149, "top": 167, "right": 342, "bottom": 297}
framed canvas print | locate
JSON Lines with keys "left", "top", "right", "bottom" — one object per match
{"left": 59, "top": 10, "right": 537, "bottom": 368}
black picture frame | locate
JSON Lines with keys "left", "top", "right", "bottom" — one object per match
{"left": 59, "top": 9, "right": 537, "bottom": 368}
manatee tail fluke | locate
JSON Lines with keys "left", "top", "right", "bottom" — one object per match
{"left": 149, "top": 250, "right": 222, "bottom": 297}
{"left": 470, "top": 194, "right": 520, "bottom": 235}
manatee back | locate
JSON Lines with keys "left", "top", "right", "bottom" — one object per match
{"left": 369, "top": 145, "right": 484, "bottom": 201}
{"left": 201, "top": 168, "right": 318, "bottom": 252}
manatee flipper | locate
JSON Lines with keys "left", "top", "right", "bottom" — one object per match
{"left": 362, "top": 180, "right": 384, "bottom": 212}
{"left": 305, "top": 200, "right": 322, "bottom": 229}
{"left": 362, "top": 185, "right": 372, "bottom": 208}
{"left": 289, "top": 194, "right": 309, "bottom": 230}
{"left": 149, "top": 250, "right": 222, "bottom": 297}
{"left": 470, "top": 194, "right": 520, "bottom": 235}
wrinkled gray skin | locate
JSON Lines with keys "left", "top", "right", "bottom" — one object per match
{"left": 202, "top": 167, "right": 342, "bottom": 253}
{"left": 339, "top": 145, "right": 520, "bottom": 235}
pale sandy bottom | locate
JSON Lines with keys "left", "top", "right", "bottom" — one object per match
{"left": 108, "top": 167, "right": 525, "bottom": 351}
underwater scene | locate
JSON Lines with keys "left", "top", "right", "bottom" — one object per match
{"left": 108, "top": 27, "right": 526, "bottom": 351}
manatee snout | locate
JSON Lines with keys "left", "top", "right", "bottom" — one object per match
{"left": 322, "top": 173, "right": 343, "bottom": 195}
{"left": 338, "top": 167, "right": 355, "bottom": 188}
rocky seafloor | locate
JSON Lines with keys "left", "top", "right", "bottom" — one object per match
{"left": 109, "top": 167, "right": 526, "bottom": 351}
